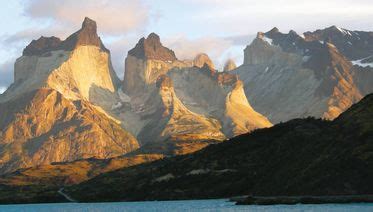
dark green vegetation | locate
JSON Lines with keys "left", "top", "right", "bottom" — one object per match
{"left": 0, "top": 185, "right": 65, "bottom": 204}
{"left": 64, "top": 94, "right": 373, "bottom": 202}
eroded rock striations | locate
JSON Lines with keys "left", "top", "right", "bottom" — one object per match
{"left": 3, "top": 17, "right": 120, "bottom": 107}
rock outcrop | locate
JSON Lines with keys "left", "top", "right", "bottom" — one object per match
{"left": 2, "top": 17, "right": 120, "bottom": 108}
{"left": 303, "top": 26, "right": 373, "bottom": 97}
{"left": 304, "top": 26, "right": 373, "bottom": 60}
{"left": 128, "top": 33, "right": 177, "bottom": 61}
{"left": 192, "top": 53, "right": 215, "bottom": 70}
{"left": 137, "top": 75, "right": 225, "bottom": 145}
{"left": 0, "top": 17, "right": 138, "bottom": 174}
{"left": 168, "top": 65, "right": 272, "bottom": 137}
{"left": 234, "top": 27, "right": 369, "bottom": 123}
{"left": 123, "top": 33, "right": 187, "bottom": 96}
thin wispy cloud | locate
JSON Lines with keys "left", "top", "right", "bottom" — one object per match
{"left": 25, "top": 0, "right": 152, "bottom": 36}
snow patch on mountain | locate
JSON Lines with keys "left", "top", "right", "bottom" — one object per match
{"left": 0, "top": 87, "right": 6, "bottom": 94}
{"left": 352, "top": 56, "right": 373, "bottom": 68}
{"left": 262, "top": 36, "right": 273, "bottom": 45}
{"left": 336, "top": 26, "right": 352, "bottom": 36}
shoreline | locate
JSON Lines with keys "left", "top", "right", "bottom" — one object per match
{"left": 233, "top": 195, "right": 373, "bottom": 205}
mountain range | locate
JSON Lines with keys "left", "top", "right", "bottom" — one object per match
{"left": 0, "top": 17, "right": 273, "bottom": 174}
{"left": 234, "top": 26, "right": 373, "bottom": 123}
{"left": 0, "top": 17, "right": 372, "bottom": 203}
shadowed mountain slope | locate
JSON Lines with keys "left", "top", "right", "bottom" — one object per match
{"left": 65, "top": 94, "right": 373, "bottom": 202}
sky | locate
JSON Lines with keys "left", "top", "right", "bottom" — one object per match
{"left": 0, "top": 0, "right": 373, "bottom": 93}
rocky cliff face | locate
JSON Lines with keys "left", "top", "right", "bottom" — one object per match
{"left": 120, "top": 34, "right": 271, "bottom": 148}
{"left": 2, "top": 17, "right": 120, "bottom": 108}
{"left": 303, "top": 26, "right": 373, "bottom": 97}
{"left": 168, "top": 65, "right": 272, "bottom": 137}
{"left": 0, "top": 18, "right": 138, "bottom": 174}
{"left": 304, "top": 26, "right": 373, "bottom": 60}
{"left": 0, "top": 88, "right": 139, "bottom": 174}
{"left": 123, "top": 33, "right": 183, "bottom": 96}
{"left": 137, "top": 75, "right": 225, "bottom": 145}
{"left": 234, "top": 27, "right": 370, "bottom": 123}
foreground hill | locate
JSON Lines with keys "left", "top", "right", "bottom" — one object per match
{"left": 65, "top": 94, "right": 373, "bottom": 202}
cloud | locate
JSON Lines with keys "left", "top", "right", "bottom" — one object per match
{"left": 163, "top": 34, "right": 253, "bottom": 70}
{"left": 178, "top": 0, "right": 373, "bottom": 34}
{"left": 164, "top": 35, "right": 231, "bottom": 60}
{"left": 24, "top": 0, "right": 152, "bottom": 36}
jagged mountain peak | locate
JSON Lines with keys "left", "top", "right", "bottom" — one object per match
{"left": 303, "top": 25, "right": 373, "bottom": 60}
{"left": 128, "top": 32, "right": 177, "bottom": 61}
{"left": 2, "top": 16, "right": 120, "bottom": 106}
{"left": 62, "top": 17, "right": 108, "bottom": 53}
{"left": 193, "top": 53, "right": 215, "bottom": 70}
{"left": 23, "top": 36, "right": 62, "bottom": 56}
{"left": 223, "top": 59, "right": 237, "bottom": 72}
{"left": 237, "top": 25, "right": 367, "bottom": 123}
{"left": 268, "top": 27, "right": 280, "bottom": 34}
{"left": 147, "top": 32, "right": 161, "bottom": 43}
{"left": 22, "top": 17, "right": 108, "bottom": 57}
{"left": 82, "top": 17, "right": 97, "bottom": 31}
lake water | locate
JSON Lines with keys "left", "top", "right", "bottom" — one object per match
{"left": 0, "top": 199, "right": 372, "bottom": 212}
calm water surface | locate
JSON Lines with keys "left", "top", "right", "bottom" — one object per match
{"left": 0, "top": 199, "right": 372, "bottom": 212}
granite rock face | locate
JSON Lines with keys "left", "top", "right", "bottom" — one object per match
{"left": 0, "top": 88, "right": 139, "bottom": 174}
{"left": 128, "top": 33, "right": 177, "bottom": 61}
{"left": 0, "top": 18, "right": 138, "bottom": 174}
{"left": 3, "top": 17, "right": 120, "bottom": 108}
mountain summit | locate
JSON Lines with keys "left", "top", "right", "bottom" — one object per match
{"left": 22, "top": 17, "right": 108, "bottom": 57}
{"left": 128, "top": 32, "right": 177, "bottom": 61}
